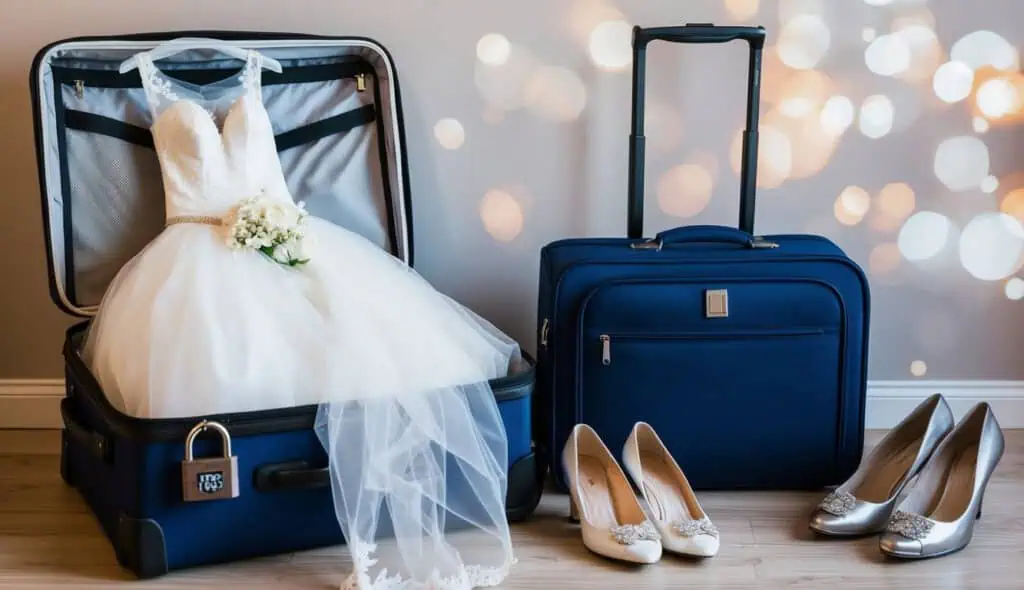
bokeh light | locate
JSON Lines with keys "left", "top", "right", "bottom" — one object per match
{"left": 871, "top": 182, "right": 916, "bottom": 232}
{"left": 858, "top": 95, "right": 895, "bottom": 138}
{"left": 958, "top": 212, "right": 1024, "bottom": 281}
{"left": 865, "top": 33, "right": 911, "bottom": 77}
{"left": 976, "top": 77, "right": 1020, "bottom": 119}
{"left": 981, "top": 175, "right": 999, "bottom": 194}
{"left": 725, "top": 0, "right": 760, "bottom": 20}
{"left": 479, "top": 189, "right": 524, "bottom": 242}
{"left": 645, "top": 100, "right": 685, "bottom": 154}
{"left": 862, "top": 28, "right": 877, "bottom": 43}
{"left": 973, "top": 116, "right": 990, "bottom": 133}
{"left": 588, "top": 20, "right": 632, "bottom": 72}
{"left": 869, "top": 242, "right": 903, "bottom": 275}
{"left": 932, "top": 61, "right": 974, "bottom": 103}
{"left": 476, "top": 34, "right": 511, "bottom": 66}
{"left": 910, "top": 360, "right": 928, "bottom": 378}
{"left": 1001, "top": 188, "right": 1024, "bottom": 222}
{"left": 657, "top": 163, "right": 715, "bottom": 219}
{"left": 898, "top": 211, "right": 954, "bottom": 262}
{"left": 523, "top": 66, "right": 587, "bottom": 122}
{"left": 834, "top": 186, "right": 871, "bottom": 226}
{"left": 820, "top": 95, "right": 855, "bottom": 136}
{"left": 934, "top": 136, "right": 989, "bottom": 191}
{"left": 1005, "top": 277, "right": 1024, "bottom": 300}
{"left": 433, "top": 118, "right": 465, "bottom": 150}
{"left": 893, "top": 24, "right": 943, "bottom": 83}
{"left": 777, "top": 15, "right": 831, "bottom": 70}
{"left": 950, "top": 30, "right": 1019, "bottom": 72}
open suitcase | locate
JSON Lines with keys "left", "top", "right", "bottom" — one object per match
{"left": 535, "top": 24, "right": 871, "bottom": 492}
{"left": 30, "top": 31, "right": 541, "bottom": 578}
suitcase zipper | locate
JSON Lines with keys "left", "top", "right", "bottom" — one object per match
{"left": 597, "top": 328, "right": 826, "bottom": 367}
{"left": 600, "top": 334, "right": 611, "bottom": 365}
{"left": 356, "top": 73, "right": 367, "bottom": 92}
{"left": 540, "top": 318, "right": 549, "bottom": 348}
{"left": 73, "top": 79, "right": 84, "bottom": 99}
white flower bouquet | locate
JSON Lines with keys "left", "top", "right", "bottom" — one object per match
{"left": 222, "top": 195, "right": 311, "bottom": 267}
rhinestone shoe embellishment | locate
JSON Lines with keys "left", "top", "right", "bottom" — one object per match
{"left": 818, "top": 491, "right": 857, "bottom": 516}
{"left": 886, "top": 511, "right": 934, "bottom": 540}
{"left": 610, "top": 521, "right": 660, "bottom": 545}
{"left": 670, "top": 518, "right": 719, "bottom": 538}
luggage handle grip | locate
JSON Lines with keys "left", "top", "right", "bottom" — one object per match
{"left": 627, "top": 23, "right": 764, "bottom": 240}
{"left": 632, "top": 225, "right": 777, "bottom": 251}
{"left": 635, "top": 24, "right": 766, "bottom": 48}
{"left": 253, "top": 459, "right": 329, "bottom": 492}
{"left": 60, "top": 398, "right": 112, "bottom": 463}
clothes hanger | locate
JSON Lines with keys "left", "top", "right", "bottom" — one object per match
{"left": 118, "top": 37, "right": 283, "bottom": 74}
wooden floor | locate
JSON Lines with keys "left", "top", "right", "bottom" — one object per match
{"left": 1, "top": 430, "right": 1022, "bottom": 589}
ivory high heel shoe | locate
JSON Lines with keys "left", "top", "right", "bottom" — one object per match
{"left": 562, "top": 424, "right": 662, "bottom": 564}
{"left": 879, "top": 402, "right": 1004, "bottom": 559}
{"left": 809, "top": 393, "right": 954, "bottom": 536}
{"left": 622, "top": 422, "right": 719, "bottom": 557}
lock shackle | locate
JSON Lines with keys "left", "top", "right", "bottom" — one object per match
{"left": 184, "top": 420, "right": 232, "bottom": 462}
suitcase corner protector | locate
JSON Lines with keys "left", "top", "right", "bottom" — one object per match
{"left": 116, "top": 513, "right": 168, "bottom": 579}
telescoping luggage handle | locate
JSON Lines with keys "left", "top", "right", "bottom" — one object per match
{"left": 627, "top": 23, "right": 766, "bottom": 240}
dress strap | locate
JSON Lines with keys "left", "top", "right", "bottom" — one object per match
{"left": 239, "top": 49, "right": 264, "bottom": 102}
{"left": 136, "top": 53, "right": 180, "bottom": 121}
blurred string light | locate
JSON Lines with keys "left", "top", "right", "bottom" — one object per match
{"left": 976, "top": 76, "right": 1021, "bottom": 119}
{"left": 898, "top": 211, "right": 954, "bottom": 262}
{"left": 981, "top": 175, "right": 1000, "bottom": 194}
{"left": 474, "top": 40, "right": 539, "bottom": 111}
{"left": 950, "top": 30, "right": 1019, "bottom": 72}
{"left": 725, "top": 0, "right": 760, "bottom": 20}
{"left": 864, "top": 32, "right": 912, "bottom": 77}
{"left": 958, "top": 213, "right": 1024, "bottom": 281}
{"left": 834, "top": 185, "right": 871, "bottom": 226}
{"left": 871, "top": 182, "right": 916, "bottom": 232}
{"left": 730, "top": 124, "right": 792, "bottom": 188}
{"left": 657, "top": 162, "right": 715, "bottom": 218}
{"left": 869, "top": 242, "right": 903, "bottom": 275}
{"left": 588, "top": 20, "right": 632, "bottom": 72}
{"left": 862, "top": 28, "right": 877, "bottom": 43}
{"left": 973, "top": 116, "right": 990, "bottom": 133}
{"left": 820, "top": 95, "right": 855, "bottom": 136}
{"left": 910, "top": 360, "right": 928, "bottom": 378}
{"left": 932, "top": 61, "right": 974, "bottom": 103}
{"left": 476, "top": 33, "right": 511, "bottom": 66}
{"left": 859, "top": 95, "right": 895, "bottom": 138}
{"left": 433, "top": 118, "right": 465, "bottom": 150}
{"left": 1002, "top": 188, "right": 1024, "bottom": 222}
{"left": 934, "top": 136, "right": 989, "bottom": 191}
{"left": 479, "top": 189, "right": 524, "bottom": 242}
{"left": 523, "top": 66, "right": 587, "bottom": 122}
{"left": 892, "top": 24, "right": 943, "bottom": 83}
{"left": 777, "top": 14, "right": 831, "bottom": 70}
{"left": 1005, "top": 277, "right": 1024, "bottom": 300}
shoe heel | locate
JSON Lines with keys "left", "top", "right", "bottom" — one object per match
{"left": 568, "top": 496, "right": 580, "bottom": 524}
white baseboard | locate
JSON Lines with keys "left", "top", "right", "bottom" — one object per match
{"left": 0, "top": 379, "right": 1022, "bottom": 430}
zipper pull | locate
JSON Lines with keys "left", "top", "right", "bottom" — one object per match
{"left": 600, "top": 335, "right": 611, "bottom": 366}
{"left": 540, "top": 318, "right": 549, "bottom": 348}
{"left": 355, "top": 74, "right": 367, "bottom": 92}
{"left": 74, "top": 80, "right": 84, "bottom": 100}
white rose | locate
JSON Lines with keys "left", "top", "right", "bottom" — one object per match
{"left": 271, "top": 243, "right": 292, "bottom": 264}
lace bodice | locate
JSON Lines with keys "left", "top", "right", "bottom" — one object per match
{"left": 137, "top": 50, "right": 294, "bottom": 219}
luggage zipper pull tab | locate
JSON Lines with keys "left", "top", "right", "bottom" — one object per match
{"left": 540, "top": 318, "right": 549, "bottom": 348}
{"left": 355, "top": 73, "right": 367, "bottom": 92}
{"left": 600, "top": 335, "right": 611, "bottom": 366}
{"left": 74, "top": 80, "right": 84, "bottom": 100}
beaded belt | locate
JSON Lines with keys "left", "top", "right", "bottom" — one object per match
{"left": 165, "top": 215, "right": 224, "bottom": 227}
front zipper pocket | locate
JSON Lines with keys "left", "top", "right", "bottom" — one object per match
{"left": 595, "top": 328, "right": 827, "bottom": 366}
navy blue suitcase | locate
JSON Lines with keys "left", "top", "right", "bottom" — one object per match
{"left": 31, "top": 31, "right": 542, "bottom": 578}
{"left": 534, "top": 24, "right": 871, "bottom": 492}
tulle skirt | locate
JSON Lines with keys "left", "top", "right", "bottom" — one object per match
{"left": 82, "top": 217, "right": 521, "bottom": 589}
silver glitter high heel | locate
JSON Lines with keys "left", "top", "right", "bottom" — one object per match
{"left": 809, "top": 393, "right": 954, "bottom": 536}
{"left": 879, "top": 402, "right": 1004, "bottom": 559}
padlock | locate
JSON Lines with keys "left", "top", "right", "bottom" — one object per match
{"left": 181, "top": 420, "right": 239, "bottom": 502}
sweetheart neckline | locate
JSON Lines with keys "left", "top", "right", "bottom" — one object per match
{"left": 152, "top": 94, "right": 256, "bottom": 142}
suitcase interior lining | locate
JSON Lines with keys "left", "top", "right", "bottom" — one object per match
{"left": 33, "top": 39, "right": 410, "bottom": 317}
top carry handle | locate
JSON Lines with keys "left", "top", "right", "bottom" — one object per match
{"left": 627, "top": 23, "right": 766, "bottom": 239}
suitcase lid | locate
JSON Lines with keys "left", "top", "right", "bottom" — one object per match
{"left": 31, "top": 32, "right": 413, "bottom": 317}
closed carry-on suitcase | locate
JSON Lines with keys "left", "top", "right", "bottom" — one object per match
{"left": 534, "top": 23, "right": 871, "bottom": 491}
{"left": 31, "top": 31, "right": 542, "bottom": 578}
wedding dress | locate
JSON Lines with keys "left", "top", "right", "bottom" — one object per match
{"left": 81, "top": 49, "right": 519, "bottom": 590}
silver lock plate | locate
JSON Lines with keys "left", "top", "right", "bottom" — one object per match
{"left": 705, "top": 289, "right": 729, "bottom": 318}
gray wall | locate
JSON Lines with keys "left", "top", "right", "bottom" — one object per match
{"left": 1, "top": 0, "right": 1022, "bottom": 380}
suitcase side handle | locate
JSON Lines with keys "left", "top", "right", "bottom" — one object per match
{"left": 627, "top": 22, "right": 765, "bottom": 240}
{"left": 253, "top": 459, "right": 329, "bottom": 492}
{"left": 60, "top": 398, "right": 112, "bottom": 463}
